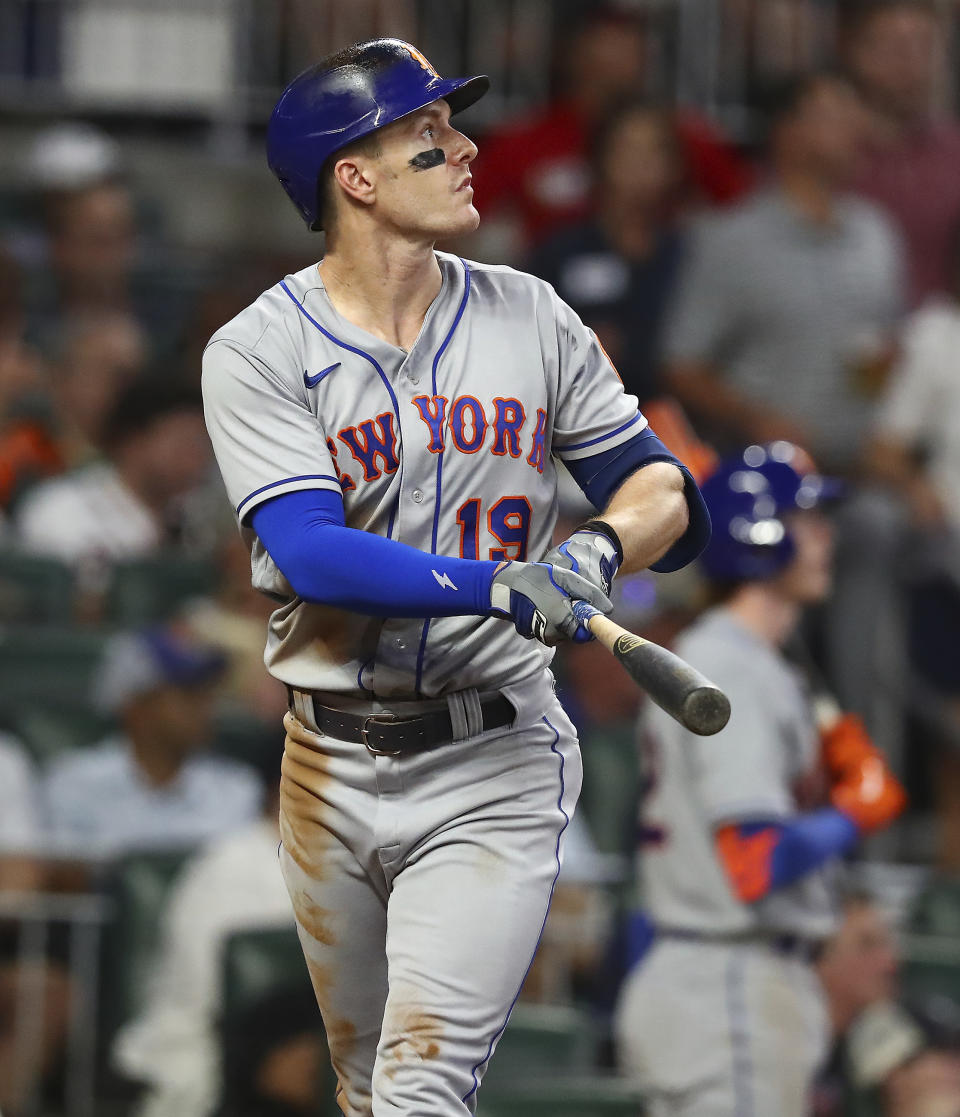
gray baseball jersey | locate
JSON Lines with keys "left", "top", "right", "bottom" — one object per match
{"left": 202, "top": 251, "right": 646, "bottom": 699}
{"left": 638, "top": 607, "right": 838, "bottom": 940}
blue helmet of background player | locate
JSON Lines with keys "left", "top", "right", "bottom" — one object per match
{"left": 267, "top": 38, "right": 490, "bottom": 231}
{"left": 699, "top": 442, "right": 843, "bottom": 582}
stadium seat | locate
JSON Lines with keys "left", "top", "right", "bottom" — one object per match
{"left": 477, "top": 1075, "right": 646, "bottom": 1115}
{"left": 104, "top": 554, "right": 218, "bottom": 624}
{"left": 100, "top": 849, "right": 194, "bottom": 1041}
{"left": 0, "top": 551, "right": 75, "bottom": 623}
{"left": 220, "top": 926, "right": 339, "bottom": 1116}
{"left": 0, "top": 624, "right": 110, "bottom": 707}
{"left": 482, "top": 1002, "right": 596, "bottom": 1084}
{"left": 7, "top": 702, "right": 114, "bottom": 767}
{"left": 907, "top": 875, "right": 960, "bottom": 937}
{"left": 578, "top": 725, "right": 640, "bottom": 858}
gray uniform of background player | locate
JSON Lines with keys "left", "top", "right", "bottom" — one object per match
{"left": 615, "top": 608, "right": 836, "bottom": 1117}
{"left": 202, "top": 251, "right": 661, "bottom": 1115}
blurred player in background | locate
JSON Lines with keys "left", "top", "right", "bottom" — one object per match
{"left": 615, "top": 442, "right": 906, "bottom": 1117}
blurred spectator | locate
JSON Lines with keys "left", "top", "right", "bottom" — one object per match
{"left": 527, "top": 100, "right": 685, "bottom": 406}
{"left": 472, "top": 6, "right": 752, "bottom": 258}
{"left": 51, "top": 310, "right": 146, "bottom": 468}
{"left": 816, "top": 891, "right": 960, "bottom": 1117}
{"left": 0, "top": 731, "right": 43, "bottom": 891}
{"left": 181, "top": 532, "right": 289, "bottom": 724}
{"left": 18, "top": 136, "right": 193, "bottom": 362}
{"left": 0, "top": 734, "right": 69, "bottom": 1117}
{"left": 845, "top": 0, "right": 960, "bottom": 307}
{"left": 865, "top": 276, "right": 960, "bottom": 869}
{"left": 42, "top": 626, "right": 261, "bottom": 863}
{"left": 0, "top": 246, "right": 59, "bottom": 513}
{"left": 228, "top": 984, "right": 331, "bottom": 1117}
{"left": 664, "top": 69, "right": 904, "bottom": 474}
{"left": 15, "top": 378, "right": 212, "bottom": 599}
{"left": 113, "top": 744, "right": 291, "bottom": 1117}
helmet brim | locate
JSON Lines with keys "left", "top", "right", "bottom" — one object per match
{"left": 439, "top": 74, "right": 490, "bottom": 116}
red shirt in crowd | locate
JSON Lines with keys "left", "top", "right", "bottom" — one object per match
{"left": 473, "top": 100, "right": 755, "bottom": 249}
{"left": 854, "top": 120, "right": 960, "bottom": 307}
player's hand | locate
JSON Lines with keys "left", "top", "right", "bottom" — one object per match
{"left": 489, "top": 561, "right": 613, "bottom": 646}
{"left": 823, "top": 715, "right": 907, "bottom": 833}
{"left": 541, "top": 528, "right": 621, "bottom": 597}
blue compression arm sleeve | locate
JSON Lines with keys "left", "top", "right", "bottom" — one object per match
{"left": 737, "top": 809, "right": 860, "bottom": 897}
{"left": 251, "top": 488, "right": 499, "bottom": 616}
{"left": 565, "top": 427, "right": 712, "bottom": 572}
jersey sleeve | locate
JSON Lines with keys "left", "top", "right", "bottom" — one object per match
{"left": 549, "top": 291, "right": 649, "bottom": 462}
{"left": 202, "top": 338, "right": 342, "bottom": 524}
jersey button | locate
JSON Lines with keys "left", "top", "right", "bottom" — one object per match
{"left": 409, "top": 374, "right": 421, "bottom": 385}
{"left": 412, "top": 489, "right": 424, "bottom": 504}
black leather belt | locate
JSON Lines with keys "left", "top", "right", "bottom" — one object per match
{"left": 291, "top": 690, "right": 515, "bottom": 756}
{"left": 659, "top": 927, "right": 823, "bottom": 964}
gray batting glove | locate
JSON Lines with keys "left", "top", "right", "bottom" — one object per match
{"left": 541, "top": 528, "right": 622, "bottom": 598}
{"left": 489, "top": 561, "right": 613, "bottom": 646}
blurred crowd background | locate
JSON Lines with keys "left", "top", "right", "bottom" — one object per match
{"left": 4, "top": 0, "right": 960, "bottom": 1114}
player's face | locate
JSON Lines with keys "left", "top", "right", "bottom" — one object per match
{"left": 774, "top": 509, "right": 834, "bottom": 604}
{"left": 369, "top": 100, "right": 479, "bottom": 239}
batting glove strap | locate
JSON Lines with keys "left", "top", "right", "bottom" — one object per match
{"left": 489, "top": 561, "right": 613, "bottom": 645}
{"left": 542, "top": 527, "right": 622, "bottom": 597}
{"left": 579, "top": 519, "right": 624, "bottom": 566}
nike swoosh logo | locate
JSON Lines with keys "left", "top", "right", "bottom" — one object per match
{"left": 304, "top": 362, "right": 341, "bottom": 389}
{"left": 432, "top": 569, "right": 458, "bottom": 591}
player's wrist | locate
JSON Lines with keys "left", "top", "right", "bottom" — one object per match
{"left": 577, "top": 519, "right": 624, "bottom": 570}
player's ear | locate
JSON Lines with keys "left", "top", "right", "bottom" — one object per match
{"left": 332, "top": 156, "right": 377, "bottom": 212}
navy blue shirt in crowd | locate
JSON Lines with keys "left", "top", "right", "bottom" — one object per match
{"left": 527, "top": 222, "right": 685, "bottom": 406}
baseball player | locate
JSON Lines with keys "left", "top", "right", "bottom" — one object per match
{"left": 614, "top": 442, "right": 907, "bottom": 1117}
{"left": 201, "top": 39, "right": 710, "bottom": 1117}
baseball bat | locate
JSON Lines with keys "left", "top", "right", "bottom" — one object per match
{"left": 572, "top": 600, "right": 731, "bottom": 736}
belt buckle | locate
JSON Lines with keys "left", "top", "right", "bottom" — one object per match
{"left": 361, "top": 713, "right": 403, "bottom": 757}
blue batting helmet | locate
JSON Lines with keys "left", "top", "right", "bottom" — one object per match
{"left": 267, "top": 38, "right": 489, "bottom": 230}
{"left": 699, "top": 442, "right": 843, "bottom": 581}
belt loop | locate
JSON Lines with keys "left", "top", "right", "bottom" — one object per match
{"left": 447, "top": 691, "right": 469, "bottom": 741}
{"left": 291, "top": 688, "right": 316, "bottom": 731}
{"left": 463, "top": 688, "right": 483, "bottom": 736}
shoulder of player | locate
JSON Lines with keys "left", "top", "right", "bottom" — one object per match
{"left": 453, "top": 253, "right": 553, "bottom": 298}
{"left": 203, "top": 264, "right": 321, "bottom": 361}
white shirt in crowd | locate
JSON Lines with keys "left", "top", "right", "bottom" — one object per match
{"left": 42, "top": 735, "right": 262, "bottom": 860}
{"left": 15, "top": 462, "right": 160, "bottom": 590}
{"left": 876, "top": 298, "right": 960, "bottom": 533}
{"left": 111, "top": 817, "right": 294, "bottom": 1117}
{"left": 0, "top": 733, "right": 41, "bottom": 854}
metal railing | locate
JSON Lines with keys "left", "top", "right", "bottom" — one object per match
{"left": 0, "top": 0, "right": 959, "bottom": 143}
{"left": 0, "top": 890, "right": 112, "bottom": 1117}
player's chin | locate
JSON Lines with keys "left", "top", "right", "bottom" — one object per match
{"left": 445, "top": 198, "right": 480, "bottom": 236}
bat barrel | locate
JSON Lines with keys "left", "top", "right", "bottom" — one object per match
{"left": 681, "top": 686, "right": 732, "bottom": 736}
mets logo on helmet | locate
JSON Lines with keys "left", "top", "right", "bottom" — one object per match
{"left": 405, "top": 44, "right": 440, "bottom": 79}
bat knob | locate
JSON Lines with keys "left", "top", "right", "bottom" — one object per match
{"left": 682, "top": 686, "right": 732, "bottom": 736}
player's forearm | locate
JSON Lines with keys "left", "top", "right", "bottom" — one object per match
{"left": 715, "top": 811, "right": 859, "bottom": 904}
{"left": 253, "top": 489, "right": 498, "bottom": 617}
{"left": 601, "top": 462, "right": 689, "bottom": 574}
